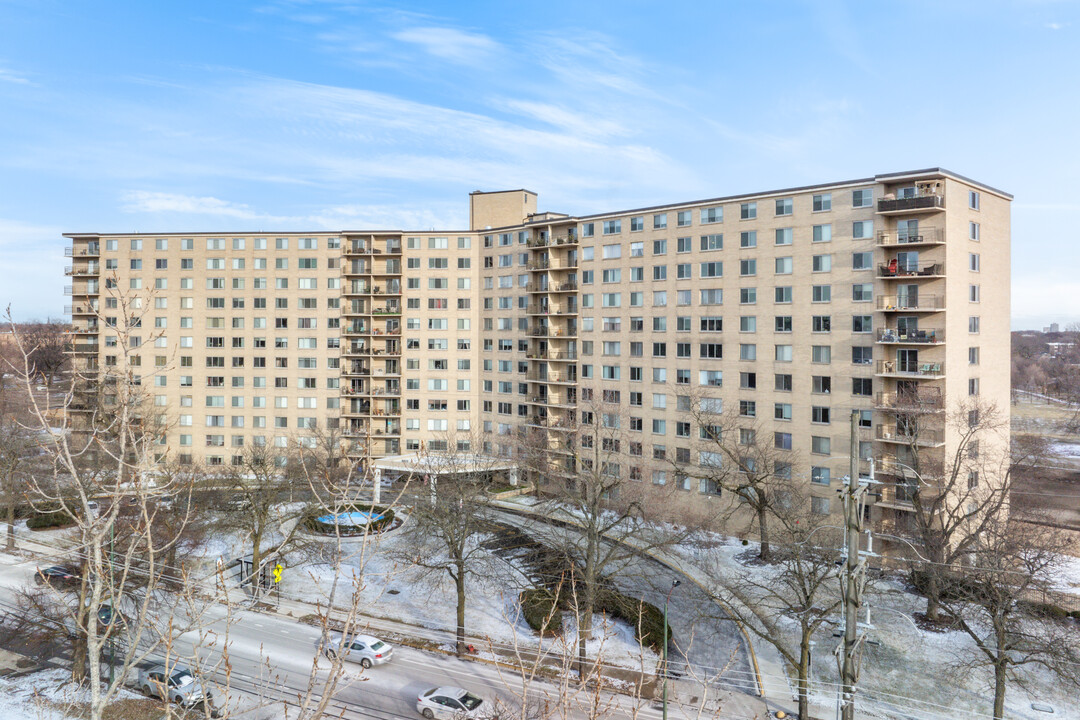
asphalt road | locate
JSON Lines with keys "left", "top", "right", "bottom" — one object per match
{"left": 0, "top": 539, "right": 770, "bottom": 720}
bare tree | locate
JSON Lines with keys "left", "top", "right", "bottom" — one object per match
{"left": 5, "top": 290, "right": 210, "bottom": 720}
{"left": 934, "top": 517, "right": 1080, "bottom": 720}
{"left": 881, "top": 397, "right": 1028, "bottom": 624}
{"left": 700, "top": 492, "right": 842, "bottom": 720}
{"left": 20, "top": 318, "right": 70, "bottom": 387}
{"left": 681, "top": 389, "right": 799, "bottom": 562}
{"left": 521, "top": 394, "right": 703, "bottom": 676}
{"left": 391, "top": 435, "right": 501, "bottom": 655}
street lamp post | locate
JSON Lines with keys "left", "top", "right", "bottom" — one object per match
{"left": 662, "top": 579, "right": 681, "bottom": 720}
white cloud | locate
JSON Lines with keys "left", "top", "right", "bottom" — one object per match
{"left": 122, "top": 191, "right": 277, "bottom": 220}
{"left": 1046, "top": 21, "right": 1068, "bottom": 30}
{"left": 390, "top": 26, "right": 499, "bottom": 65}
{"left": 0, "top": 67, "right": 32, "bottom": 85}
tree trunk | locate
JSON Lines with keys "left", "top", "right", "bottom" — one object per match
{"left": 757, "top": 503, "right": 771, "bottom": 562}
{"left": 993, "top": 662, "right": 1007, "bottom": 720}
{"left": 455, "top": 568, "right": 467, "bottom": 657}
{"left": 925, "top": 574, "right": 941, "bottom": 623}
{"left": 797, "top": 635, "right": 811, "bottom": 720}
{"left": 5, "top": 500, "right": 14, "bottom": 551}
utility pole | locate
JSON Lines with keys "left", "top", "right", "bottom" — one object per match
{"left": 837, "top": 410, "right": 874, "bottom": 720}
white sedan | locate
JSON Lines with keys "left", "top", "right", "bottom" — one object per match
{"left": 325, "top": 633, "right": 393, "bottom": 669}
{"left": 416, "top": 686, "right": 493, "bottom": 720}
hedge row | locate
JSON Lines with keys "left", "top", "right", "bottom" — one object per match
{"left": 27, "top": 509, "right": 76, "bottom": 530}
{"left": 518, "top": 583, "right": 669, "bottom": 651}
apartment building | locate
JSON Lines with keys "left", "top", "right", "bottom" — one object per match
{"left": 64, "top": 168, "right": 1010, "bottom": 530}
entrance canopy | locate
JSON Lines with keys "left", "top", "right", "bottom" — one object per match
{"left": 372, "top": 453, "right": 517, "bottom": 477}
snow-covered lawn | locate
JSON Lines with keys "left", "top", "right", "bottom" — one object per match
{"left": 0, "top": 668, "right": 146, "bottom": 720}
{"left": 668, "top": 530, "right": 1080, "bottom": 720}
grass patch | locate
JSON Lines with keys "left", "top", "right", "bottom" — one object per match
{"left": 519, "top": 583, "right": 668, "bottom": 651}
{"left": 26, "top": 508, "right": 77, "bottom": 530}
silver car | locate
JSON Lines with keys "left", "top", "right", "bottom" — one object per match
{"left": 138, "top": 662, "right": 214, "bottom": 711}
{"left": 416, "top": 686, "right": 493, "bottom": 720}
{"left": 326, "top": 633, "right": 393, "bottom": 669}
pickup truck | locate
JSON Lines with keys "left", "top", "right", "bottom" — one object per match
{"left": 136, "top": 661, "right": 219, "bottom": 715}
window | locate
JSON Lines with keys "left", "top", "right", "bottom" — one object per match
{"left": 677, "top": 210, "right": 692, "bottom": 227}
{"left": 775, "top": 257, "right": 792, "bottom": 274}
{"left": 813, "top": 193, "right": 831, "bottom": 212}
{"left": 653, "top": 266, "right": 666, "bottom": 281}
{"left": 775, "top": 316, "right": 792, "bottom": 332}
{"left": 812, "top": 254, "right": 832, "bottom": 272}
{"left": 774, "top": 403, "right": 792, "bottom": 420}
{"left": 581, "top": 223, "right": 595, "bottom": 238}
{"left": 740, "top": 231, "right": 757, "bottom": 248}
{"left": 811, "top": 496, "right": 830, "bottom": 515}
{"left": 852, "top": 315, "right": 873, "bottom": 333}
{"left": 700, "top": 288, "right": 723, "bottom": 305}
{"left": 775, "top": 198, "right": 793, "bottom": 216}
{"left": 812, "top": 315, "right": 831, "bottom": 332}
{"left": 811, "top": 436, "right": 831, "bottom": 455}
{"left": 969, "top": 190, "right": 980, "bottom": 210}
{"left": 654, "top": 213, "right": 668, "bottom": 229}
{"left": 653, "top": 239, "right": 667, "bottom": 255}
{"left": 775, "top": 373, "right": 792, "bottom": 391}
{"left": 852, "top": 252, "right": 873, "bottom": 270}
{"left": 852, "top": 378, "right": 872, "bottom": 396}
{"left": 775, "top": 286, "right": 792, "bottom": 303}
{"left": 969, "top": 378, "right": 980, "bottom": 396}
{"left": 740, "top": 202, "right": 757, "bottom": 220}
{"left": 852, "top": 346, "right": 873, "bottom": 365}
{"left": 775, "top": 228, "right": 793, "bottom": 246}
{"left": 852, "top": 189, "right": 873, "bottom": 208}
{"left": 969, "top": 316, "right": 980, "bottom": 333}
{"left": 852, "top": 221, "right": 873, "bottom": 239}
{"left": 970, "top": 222, "right": 980, "bottom": 241}
{"left": 813, "top": 224, "right": 832, "bottom": 243}
{"left": 701, "top": 206, "right": 723, "bottom": 224}
{"left": 701, "top": 261, "right": 723, "bottom": 278}
{"left": 740, "top": 259, "right": 756, "bottom": 276}
{"left": 739, "top": 400, "right": 756, "bottom": 417}
{"left": 811, "top": 406, "right": 831, "bottom": 424}
{"left": 700, "top": 234, "right": 723, "bottom": 251}
{"left": 775, "top": 344, "right": 793, "bottom": 362}
{"left": 740, "top": 316, "right": 756, "bottom": 332}
{"left": 740, "top": 372, "right": 757, "bottom": 389}
{"left": 603, "top": 243, "right": 622, "bottom": 259}
{"left": 969, "top": 347, "right": 980, "bottom": 365}
{"left": 852, "top": 283, "right": 873, "bottom": 302}
{"left": 739, "top": 343, "right": 756, "bottom": 360}
{"left": 812, "top": 285, "right": 831, "bottom": 303}
{"left": 602, "top": 220, "right": 621, "bottom": 235}
{"left": 812, "top": 345, "right": 832, "bottom": 364}
{"left": 969, "top": 284, "right": 980, "bottom": 302}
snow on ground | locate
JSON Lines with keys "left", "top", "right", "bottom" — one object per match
{"left": 1049, "top": 441, "right": 1080, "bottom": 459}
{"left": 277, "top": 525, "right": 659, "bottom": 672}
{"left": 0, "top": 668, "right": 144, "bottom": 720}
{"left": 1054, "top": 553, "right": 1080, "bottom": 596}
{"left": 667, "top": 529, "right": 1080, "bottom": 719}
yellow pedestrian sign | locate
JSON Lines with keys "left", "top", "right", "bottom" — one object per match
{"left": 273, "top": 564, "right": 283, "bottom": 584}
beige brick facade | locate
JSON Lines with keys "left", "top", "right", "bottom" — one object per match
{"left": 64, "top": 168, "right": 1010, "bottom": 527}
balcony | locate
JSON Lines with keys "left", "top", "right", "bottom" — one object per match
{"left": 72, "top": 344, "right": 99, "bottom": 354}
{"left": 875, "top": 390, "right": 944, "bottom": 412}
{"left": 876, "top": 228, "right": 945, "bottom": 247}
{"left": 877, "top": 195, "right": 945, "bottom": 215}
{"left": 876, "top": 360, "right": 945, "bottom": 378}
{"left": 527, "top": 305, "right": 577, "bottom": 316}
{"left": 877, "top": 295, "right": 945, "bottom": 312}
{"left": 66, "top": 244, "right": 100, "bottom": 257}
{"left": 874, "top": 482, "right": 919, "bottom": 511}
{"left": 372, "top": 307, "right": 401, "bottom": 316}
{"left": 875, "top": 425, "right": 945, "bottom": 447}
{"left": 876, "top": 328, "right": 944, "bottom": 345}
{"left": 877, "top": 261, "right": 944, "bottom": 279}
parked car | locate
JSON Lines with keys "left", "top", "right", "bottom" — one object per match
{"left": 416, "top": 686, "right": 493, "bottom": 720}
{"left": 137, "top": 662, "right": 217, "bottom": 714}
{"left": 325, "top": 633, "right": 393, "bottom": 668}
{"left": 34, "top": 565, "right": 80, "bottom": 589}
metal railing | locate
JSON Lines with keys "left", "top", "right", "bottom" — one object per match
{"left": 876, "top": 328, "right": 944, "bottom": 344}
{"left": 875, "top": 391, "right": 945, "bottom": 411}
{"left": 878, "top": 261, "right": 945, "bottom": 278}
{"left": 876, "top": 228, "right": 944, "bottom": 246}
{"left": 876, "top": 360, "right": 945, "bottom": 377}
{"left": 877, "top": 195, "right": 945, "bottom": 213}
{"left": 876, "top": 295, "right": 945, "bottom": 311}
{"left": 876, "top": 425, "right": 944, "bottom": 445}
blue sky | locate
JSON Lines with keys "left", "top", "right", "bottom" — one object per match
{"left": 0, "top": 0, "right": 1076, "bottom": 328}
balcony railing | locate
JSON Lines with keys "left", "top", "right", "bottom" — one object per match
{"left": 877, "top": 295, "right": 945, "bottom": 312}
{"left": 875, "top": 482, "right": 919, "bottom": 510}
{"left": 875, "top": 390, "right": 945, "bottom": 411}
{"left": 64, "top": 247, "right": 73, "bottom": 257}
{"left": 877, "top": 195, "right": 945, "bottom": 213}
{"left": 876, "top": 360, "right": 945, "bottom": 377}
{"left": 876, "top": 328, "right": 944, "bottom": 344}
{"left": 72, "top": 344, "right": 99, "bottom": 353}
{"left": 876, "top": 228, "right": 945, "bottom": 246}
{"left": 878, "top": 262, "right": 944, "bottom": 278}
{"left": 876, "top": 425, "right": 945, "bottom": 446}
